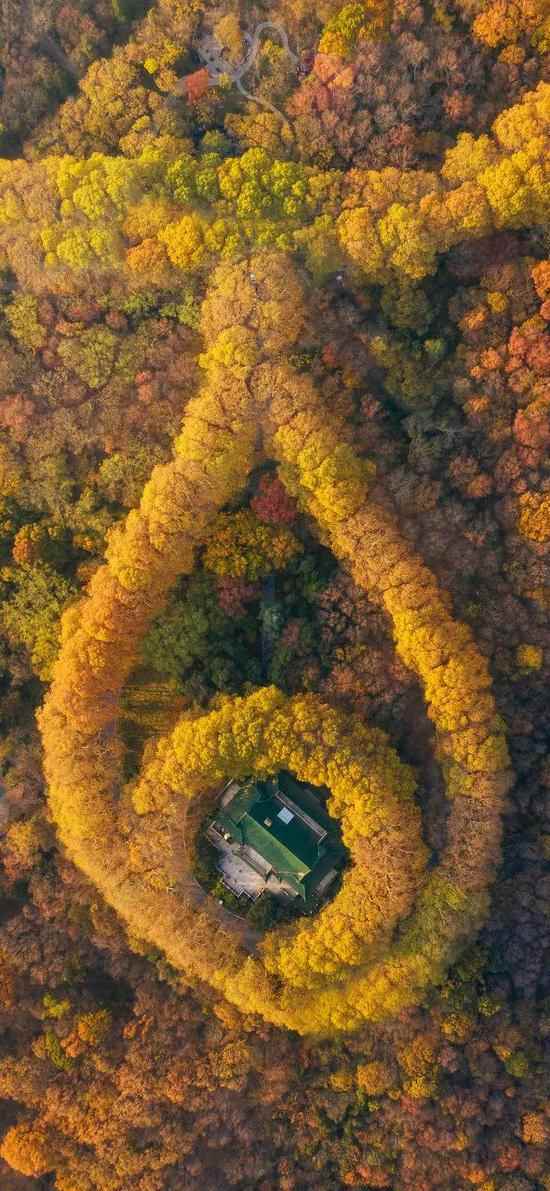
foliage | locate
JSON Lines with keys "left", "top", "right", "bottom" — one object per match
{"left": 141, "top": 575, "right": 227, "bottom": 679}
{"left": 319, "top": 1, "right": 391, "bottom": 57}
{"left": 0, "top": 0, "right": 549, "bottom": 1184}
{"left": 5, "top": 295, "right": 46, "bottom": 352}
{"left": 203, "top": 509, "right": 302, "bottom": 580}
{"left": 37, "top": 254, "right": 510, "bottom": 1036}
{"left": 2, "top": 562, "right": 77, "bottom": 681}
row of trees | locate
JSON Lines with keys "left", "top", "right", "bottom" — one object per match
{"left": 131, "top": 685, "right": 426, "bottom": 1022}
{"left": 0, "top": 82, "right": 547, "bottom": 294}
{"left": 1, "top": 1, "right": 548, "bottom": 1186}
{"left": 39, "top": 251, "right": 511, "bottom": 1034}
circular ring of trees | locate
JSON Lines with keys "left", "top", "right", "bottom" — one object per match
{"left": 127, "top": 685, "right": 428, "bottom": 1029}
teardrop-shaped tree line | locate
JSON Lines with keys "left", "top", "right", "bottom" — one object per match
{"left": 39, "top": 251, "right": 512, "bottom": 1034}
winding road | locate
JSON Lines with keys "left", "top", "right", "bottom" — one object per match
{"left": 197, "top": 21, "right": 298, "bottom": 119}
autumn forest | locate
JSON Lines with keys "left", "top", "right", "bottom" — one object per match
{"left": 0, "top": 0, "right": 549, "bottom": 1187}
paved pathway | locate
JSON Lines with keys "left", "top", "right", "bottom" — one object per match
{"left": 197, "top": 21, "right": 298, "bottom": 119}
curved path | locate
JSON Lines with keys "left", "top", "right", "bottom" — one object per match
{"left": 197, "top": 21, "right": 298, "bottom": 119}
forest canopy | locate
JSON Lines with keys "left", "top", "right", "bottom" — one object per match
{"left": 0, "top": 0, "right": 549, "bottom": 1188}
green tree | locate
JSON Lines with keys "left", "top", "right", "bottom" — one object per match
{"left": 2, "top": 562, "right": 77, "bottom": 680}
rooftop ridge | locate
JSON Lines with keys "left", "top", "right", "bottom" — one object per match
{"left": 273, "top": 788, "right": 328, "bottom": 841}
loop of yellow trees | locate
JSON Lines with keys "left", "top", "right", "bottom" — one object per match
{"left": 39, "top": 253, "right": 512, "bottom": 1034}
{"left": 130, "top": 686, "right": 427, "bottom": 994}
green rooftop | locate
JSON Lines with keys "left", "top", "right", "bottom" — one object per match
{"left": 212, "top": 772, "right": 346, "bottom": 902}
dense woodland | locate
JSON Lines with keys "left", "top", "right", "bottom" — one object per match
{"left": 0, "top": 0, "right": 549, "bottom": 1187}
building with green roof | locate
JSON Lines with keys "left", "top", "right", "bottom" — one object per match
{"left": 208, "top": 772, "right": 346, "bottom": 904}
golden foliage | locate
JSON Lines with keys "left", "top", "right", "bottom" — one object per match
{"left": 518, "top": 491, "right": 550, "bottom": 542}
{"left": 203, "top": 509, "right": 302, "bottom": 579}
{"left": 39, "top": 253, "right": 510, "bottom": 1035}
{"left": 516, "top": 643, "right": 543, "bottom": 670}
{"left": 1, "top": 1122, "right": 57, "bottom": 1178}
